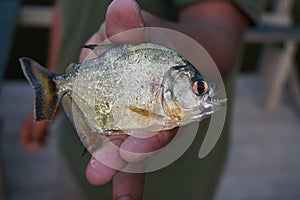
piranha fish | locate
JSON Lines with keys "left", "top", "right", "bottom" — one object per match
{"left": 20, "top": 43, "right": 226, "bottom": 150}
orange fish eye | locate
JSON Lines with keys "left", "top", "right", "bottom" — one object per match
{"left": 193, "top": 81, "right": 208, "bottom": 96}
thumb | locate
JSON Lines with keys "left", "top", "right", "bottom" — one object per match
{"left": 105, "top": 0, "right": 147, "bottom": 43}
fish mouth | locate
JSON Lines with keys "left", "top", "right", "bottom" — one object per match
{"left": 179, "top": 95, "right": 227, "bottom": 124}
{"left": 203, "top": 81, "right": 226, "bottom": 109}
{"left": 198, "top": 95, "right": 227, "bottom": 117}
{"left": 204, "top": 96, "right": 227, "bottom": 108}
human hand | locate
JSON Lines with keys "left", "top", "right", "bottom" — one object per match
{"left": 80, "top": 0, "right": 250, "bottom": 199}
{"left": 80, "top": 0, "right": 177, "bottom": 199}
{"left": 20, "top": 111, "right": 50, "bottom": 152}
{"left": 19, "top": 6, "right": 61, "bottom": 153}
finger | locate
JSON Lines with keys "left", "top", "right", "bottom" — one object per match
{"left": 79, "top": 23, "right": 107, "bottom": 62}
{"left": 86, "top": 156, "right": 118, "bottom": 186}
{"left": 106, "top": 0, "right": 145, "bottom": 36}
{"left": 105, "top": 0, "right": 147, "bottom": 43}
{"left": 31, "top": 121, "right": 50, "bottom": 145}
{"left": 113, "top": 172, "right": 145, "bottom": 200}
{"left": 80, "top": 0, "right": 147, "bottom": 62}
{"left": 120, "top": 128, "right": 177, "bottom": 162}
{"left": 20, "top": 113, "right": 50, "bottom": 152}
{"left": 20, "top": 115, "right": 37, "bottom": 152}
{"left": 86, "top": 135, "right": 128, "bottom": 185}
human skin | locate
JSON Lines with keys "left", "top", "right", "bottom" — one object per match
{"left": 20, "top": 0, "right": 250, "bottom": 199}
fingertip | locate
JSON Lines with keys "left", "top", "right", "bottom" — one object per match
{"left": 86, "top": 157, "right": 117, "bottom": 186}
{"left": 106, "top": 0, "right": 145, "bottom": 38}
{"left": 25, "top": 142, "right": 38, "bottom": 153}
{"left": 86, "top": 136, "right": 128, "bottom": 185}
{"left": 107, "top": 0, "right": 143, "bottom": 22}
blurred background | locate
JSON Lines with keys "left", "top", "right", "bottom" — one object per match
{"left": 0, "top": 0, "right": 300, "bottom": 199}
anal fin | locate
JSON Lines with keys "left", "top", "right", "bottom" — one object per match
{"left": 61, "top": 94, "right": 103, "bottom": 154}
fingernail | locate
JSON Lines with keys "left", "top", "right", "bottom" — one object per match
{"left": 117, "top": 195, "right": 135, "bottom": 200}
{"left": 90, "top": 157, "right": 102, "bottom": 170}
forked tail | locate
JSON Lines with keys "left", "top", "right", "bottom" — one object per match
{"left": 19, "top": 57, "right": 62, "bottom": 121}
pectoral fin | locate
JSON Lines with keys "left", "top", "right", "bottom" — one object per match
{"left": 129, "top": 107, "right": 152, "bottom": 118}
{"left": 129, "top": 107, "right": 164, "bottom": 120}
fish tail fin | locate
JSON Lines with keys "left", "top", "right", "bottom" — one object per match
{"left": 19, "top": 57, "right": 62, "bottom": 121}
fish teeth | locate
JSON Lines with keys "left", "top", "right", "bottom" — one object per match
{"left": 211, "top": 98, "right": 227, "bottom": 103}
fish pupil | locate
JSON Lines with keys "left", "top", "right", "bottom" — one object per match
{"left": 193, "top": 80, "right": 208, "bottom": 96}
{"left": 198, "top": 82, "right": 205, "bottom": 92}
{"left": 198, "top": 81, "right": 208, "bottom": 95}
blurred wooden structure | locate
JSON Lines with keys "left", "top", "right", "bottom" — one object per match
{"left": 245, "top": 0, "right": 299, "bottom": 112}
{"left": 18, "top": 6, "right": 53, "bottom": 28}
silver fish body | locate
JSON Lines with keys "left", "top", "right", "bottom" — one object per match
{"left": 20, "top": 43, "right": 226, "bottom": 137}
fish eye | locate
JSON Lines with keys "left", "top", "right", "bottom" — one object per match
{"left": 192, "top": 81, "right": 208, "bottom": 96}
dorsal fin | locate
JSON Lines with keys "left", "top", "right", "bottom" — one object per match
{"left": 81, "top": 43, "right": 118, "bottom": 57}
